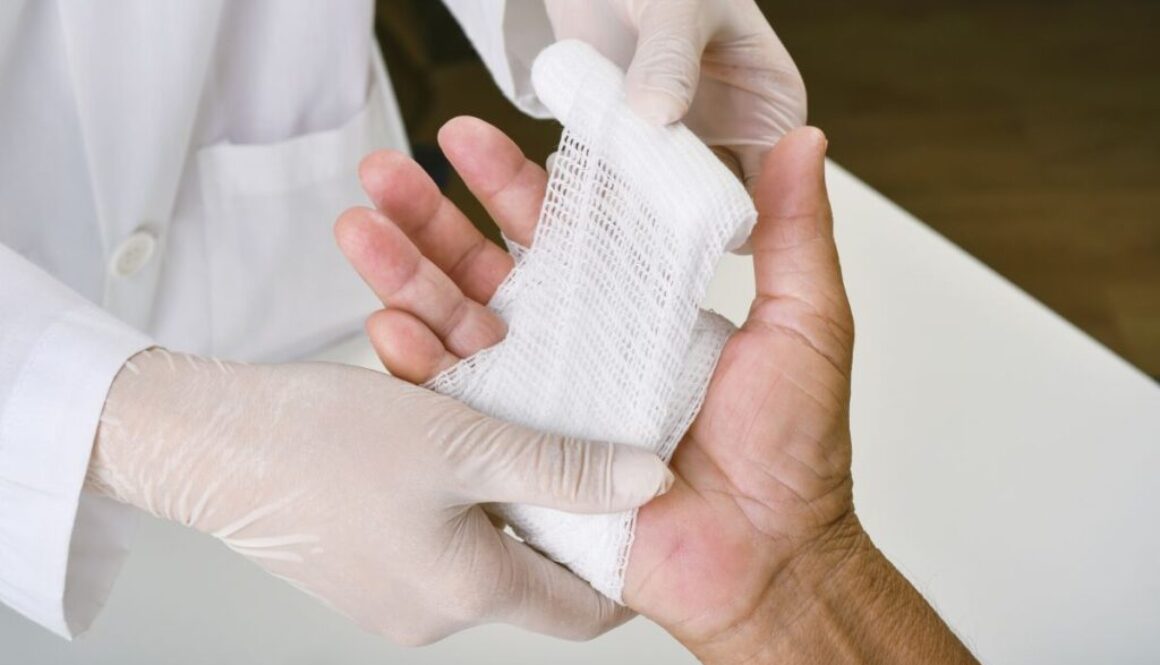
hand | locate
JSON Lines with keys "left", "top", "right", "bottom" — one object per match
{"left": 334, "top": 116, "right": 850, "bottom": 638}
{"left": 85, "top": 351, "right": 674, "bottom": 645}
{"left": 339, "top": 117, "right": 975, "bottom": 663}
{"left": 544, "top": 0, "right": 807, "bottom": 186}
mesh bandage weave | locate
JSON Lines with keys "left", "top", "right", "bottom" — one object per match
{"left": 426, "top": 40, "right": 757, "bottom": 601}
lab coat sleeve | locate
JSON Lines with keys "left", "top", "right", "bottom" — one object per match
{"left": 440, "top": 0, "right": 555, "bottom": 118}
{"left": 0, "top": 243, "right": 152, "bottom": 638}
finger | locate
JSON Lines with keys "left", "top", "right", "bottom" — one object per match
{"left": 544, "top": 2, "right": 638, "bottom": 70}
{"left": 335, "top": 207, "right": 506, "bottom": 358}
{"left": 365, "top": 309, "right": 457, "bottom": 384}
{"left": 494, "top": 533, "right": 634, "bottom": 641}
{"left": 438, "top": 116, "right": 547, "bottom": 249}
{"left": 447, "top": 422, "right": 674, "bottom": 513}
{"left": 357, "top": 149, "right": 513, "bottom": 303}
{"left": 748, "top": 126, "right": 853, "bottom": 365}
{"left": 623, "top": 1, "right": 709, "bottom": 125}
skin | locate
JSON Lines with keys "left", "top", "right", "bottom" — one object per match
{"left": 334, "top": 117, "right": 977, "bottom": 663}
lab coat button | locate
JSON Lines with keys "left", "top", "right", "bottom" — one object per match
{"left": 110, "top": 230, "right": 157, "bottom": 277}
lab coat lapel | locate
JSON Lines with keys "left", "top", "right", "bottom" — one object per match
{"left": 57, "top": 0, "right": 224, "bottom": 327}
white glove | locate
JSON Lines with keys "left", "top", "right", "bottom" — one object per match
{"left": 544, "top": 0, "right": 806, "bottom": 187}
{"left": 85, "top": 349, "right": 673, "bottom": 645}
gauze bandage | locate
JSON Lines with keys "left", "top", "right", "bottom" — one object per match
{"left": 426, "top": 40, "right": 757, "bottom": 601}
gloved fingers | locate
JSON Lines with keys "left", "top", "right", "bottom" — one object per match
{"left": 623, "top": 0, "right": 711, "bottom": 126}
{"left": 438, "top": 116, "right": 546, "bottom": 251}
{"left": 447, "top": 424, "right": 673, "bottom": 513}
{"left": 355, "top": 149, "right": 515, "bottom": 304}
{"left": 747, "top": 126, "right": 854, "bottom": 370}
{"left": 544, "top": 0, "right": 638, "bottom": 71}
{"left": 335, "top": 207, "right": 506, "bottom": 358}
{"left": 365, "top": 308, "right": 458, "bottom": 384}
{"left": 494, "top": 532, "right": 635, "bottom": 641}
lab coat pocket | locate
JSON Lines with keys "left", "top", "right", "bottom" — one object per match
{"left": 197, "top": 62, "right": 406, "bottom": 361}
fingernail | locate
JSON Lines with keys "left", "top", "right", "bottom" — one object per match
{"left": 610, "top": 451, "right": 674, "bottom": 506}
{"left": 657, "top": 468, "right": 675, "bottom": 496}
{"left": 801, "top": 126, "right": 827, "bottom": 149}
{"left": 627, "top": 90, "right": 682, "bottom": 126}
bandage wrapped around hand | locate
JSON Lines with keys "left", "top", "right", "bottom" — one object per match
{"left": 425, "top": 40, "right": 757, "bottom": 601}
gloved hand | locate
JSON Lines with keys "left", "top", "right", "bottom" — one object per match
{"left": 85, "top": 351, "right": 673, "bottom": 645}
{"left": 544, "top": 0, "right": 807, "bottom": 187}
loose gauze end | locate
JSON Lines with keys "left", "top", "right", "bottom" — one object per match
{"left": 426, "top": 40, "right": 757, "bottom": 602}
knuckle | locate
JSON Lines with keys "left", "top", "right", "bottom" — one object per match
{"left": 544, "top": 435, "right": 603, "bottom": 504}
{"left": 632, "top": 29, "right": 701, "bottom": 90}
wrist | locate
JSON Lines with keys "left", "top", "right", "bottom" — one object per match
{"left": 85, "top": 349, "right": 235, "bottom": 515}
{"left": 86, "top": 349, "right": 161, "bottom": 505}
{"left": 687, "top": 512, "right": 976, "bottom": 665}
{"left": 685, "top": 511, "right": 873, "bottom": 664}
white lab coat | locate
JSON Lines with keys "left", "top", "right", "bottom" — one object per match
{"left": 0, "top": 0, "right": 554, "bottom": 638}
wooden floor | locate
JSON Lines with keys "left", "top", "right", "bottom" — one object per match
{"left": 380, "top": 0, "right": 1160, "bottom": 377}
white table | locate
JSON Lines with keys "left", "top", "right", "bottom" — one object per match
{"left": 5, "top": 162, "right": 1158, "bottom": 664}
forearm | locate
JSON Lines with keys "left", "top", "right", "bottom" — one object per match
{"left": 689, "top": 515, "right": 977, "bottom": 664}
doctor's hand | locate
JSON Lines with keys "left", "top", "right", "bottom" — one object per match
{"left": 544, "top": 0, "right": 806, "bottom": 187}
{"left": 338, "top": 117, "right": 975, "bottom": 663}
{"left": 85, "top": 352, "right": 673, "bottom": 645}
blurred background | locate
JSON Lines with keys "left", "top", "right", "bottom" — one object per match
{"left": 376, "top": 0, "right": 1159, "bottom": 378}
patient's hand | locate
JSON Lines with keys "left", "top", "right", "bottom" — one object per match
{"left": 335, "top": 117, "right": 856, "bottom": 651}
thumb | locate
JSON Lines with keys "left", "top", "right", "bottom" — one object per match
{"left": 624, "top": 1, "right": 708, "bottom": 125}
{"left": 748, "top": 126, "right": 854, "bottom": 369}
{"left": 750, "top": 126, "right": 839, "bottom": 302}
{"left": 448, "top": 419, "right": 674, "bottom": 513}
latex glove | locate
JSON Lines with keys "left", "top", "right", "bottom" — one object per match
{"left": 85, "top": 350, "right": 673, "bottom": 645}
{"left": 544, "top": 0, "right": 807, "bottom": 187}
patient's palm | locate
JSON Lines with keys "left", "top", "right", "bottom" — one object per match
{"left": 624, "top": 303, "right": 853, "bottom": 642}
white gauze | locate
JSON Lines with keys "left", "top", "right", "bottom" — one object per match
{"left": 426, "top": 40, "right": 756, "bottom": 601}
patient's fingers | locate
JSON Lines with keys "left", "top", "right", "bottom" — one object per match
{"left": 438, "top": 116, "right": 546, "bottom": 251}
{"left": 357, "top": 149, "right": 514, "bottom": 304}
{"left": 335, "top": 207, "right": 506, "bottom": 358}
{"left": 366, "top": 309, "right": 457, "bottom": 384}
